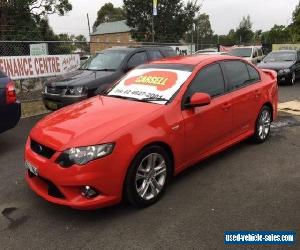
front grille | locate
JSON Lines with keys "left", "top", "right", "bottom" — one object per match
{"left": 46, "top": 86, "right": 66, "bottom": 95}
{"left": 30, "top": 139, "right": 56, "bottom": 159}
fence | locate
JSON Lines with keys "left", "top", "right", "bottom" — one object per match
{"left": 0, "top": 40, "right": 218, "bottom": 102}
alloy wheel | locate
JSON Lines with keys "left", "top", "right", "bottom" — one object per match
{"left": 135, "top": 153, "right": 167, "bottom": 201}
{"left": 258, "top": 109, "right": 271, "bottom": 140}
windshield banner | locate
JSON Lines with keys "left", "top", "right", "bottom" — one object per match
{"left": 108, "top": 68, "right": 192, "bottom": 104}
{"left": 0, "top": 54, "right": 80, "bottom": 80}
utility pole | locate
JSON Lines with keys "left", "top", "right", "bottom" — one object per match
{"left": 152, "top": 16, "right": 155, "bottom": 43}
{"left": 87, "top": 13, "right": 91, "bottom": 37}
{"left": 87, "top": 13, "right": 91, "bottom": 54}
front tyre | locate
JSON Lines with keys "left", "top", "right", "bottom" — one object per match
{"left": 290, "top": 71, "right": 296, "bottom": 86}
{"left": 252, "top": 106, "right": 272, "bottom": 144}
{"left": 125, "top": 146, "right": 171, "bottom": 208}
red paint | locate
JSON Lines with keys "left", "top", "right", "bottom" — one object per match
{"left": 25, "top": 55, "right": 278, "bottom": 209}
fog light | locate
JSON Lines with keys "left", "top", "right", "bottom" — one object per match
{"left": 81, "top": 186, "right": 98, "bottom": 199}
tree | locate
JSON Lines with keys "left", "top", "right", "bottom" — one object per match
{"left": 235, "top": 15, "right": 254, "bottom": 44}
{"left": 261, "top": 25, "right": 289, "bottom": 44}
{"left": 195, "top": 13, "right": 213, "bottom": 44}
{"left": 290, "top": 1, "right": 300, "bottom": 42}
{"left": 0, "top": 0, "right": 72, "bottom": 41}
{"left": 93, "top": 3, "right": 126, "bottom": 28}
{"left": 123, "top": 0, "right": 200, "bottom": 42}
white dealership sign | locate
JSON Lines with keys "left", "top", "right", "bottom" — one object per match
{"left": 108, "top": 68, "right": 192, "bottom": 104}
{"left": 0, "top": 54, "right": 80, "bottom": 80}
{"left": 30, "top": 43, "right": 49, "bottom": 56}
{"left": 171, "top": 45, "right": 195, "bottom": 55}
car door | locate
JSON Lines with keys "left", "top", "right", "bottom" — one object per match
{"left": 222, "top": 60, "right": 262, "bottom": 138}
{"left": 181, "top": 63, "right": 233, "bottom": 161}
{"left": 126, "top": 51, "right": 148, "bottom": 71}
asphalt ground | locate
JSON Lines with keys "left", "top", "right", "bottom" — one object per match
{"left": 0, "top": 82, "right": 299, "bottom": 250}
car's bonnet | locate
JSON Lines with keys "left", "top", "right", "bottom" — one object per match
{"left": 257, "top": 61, "right": 294, "bottom": 70}
{"left": 46, "top": 70, "right": 116, "bottom": 87}
{"left": 30, "top": 96, "right": 163, "bottom": 151}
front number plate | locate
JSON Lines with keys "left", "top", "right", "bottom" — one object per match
{"left": 25, "top": 161, "right": 39, "bottom": 176}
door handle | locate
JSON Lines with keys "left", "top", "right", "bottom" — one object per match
{"left": 254, "top": 90, "right": 261, "bottom": 98}
{"left": 222, "top": 103, "right": 231, "bottom": 111}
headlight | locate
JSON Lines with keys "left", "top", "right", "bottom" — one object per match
{"left": 65, "top": 86, "right": 87, "bottom": 96}
{"left": 279, "top": 69, "right": 291, "bottom": 74}
{"left": 56, "top": 143, "right": 115, "bottom": 167}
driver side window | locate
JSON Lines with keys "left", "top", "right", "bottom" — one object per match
{"left": 127, "top": 52, "right": 148, "bottom": 69}
{"left": 186, "top": 63, "right": 225, "bottom": 97}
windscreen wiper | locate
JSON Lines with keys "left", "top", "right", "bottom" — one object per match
{"left": 141, "top": 97, "right": 169, "bottom": 102}
{"left": 85, "top": 68, "right": 116, "bottom": 71}
{"left": 107, "top": 95, "right": 139, "bottom": 101}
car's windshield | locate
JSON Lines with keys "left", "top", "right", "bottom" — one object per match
{"left": 81, "top": 51, "right": 128, "bottom": 71}
{"left": 263, "top": 52, "right": 296, "bottom": 62}
{"left": 106, "top": 64, "right": 194, "bottom": 104}
{"left": 229, "top": 48, "right": 252, "bottom": 58}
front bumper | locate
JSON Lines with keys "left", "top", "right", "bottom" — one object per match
{"left": 24, "top": 138, "right": 126, "bottom": 210}
{"left": 277, "top": 71, "right": 292, "bottom": 83}
{"left": 42, "top": 93, "right": 87, "bottom": 110}
{"left": 0, "top": 101, "right": 21, "bottom": 133}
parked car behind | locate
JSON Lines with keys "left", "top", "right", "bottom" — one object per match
{"left": 42, "top": 46, "right": 176, "bottom": 110}
{"left": 228, "top": 46, "right": 264, "bottom": 64}
{"left": 257, "top": 50, "right": 300, "bottom": 85}
{"left": 0, "top": 70, "right": 21, "bottom": 133}
{"left": 25, "top": 55, "right": 278, "bottom": 209}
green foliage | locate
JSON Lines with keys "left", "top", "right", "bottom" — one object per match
{"left": 93, "top": 3, "right": 126, "bottom": 28}
{"left": 0, "top": 0, "right": 72, "bottom": 41}
{"left": 261, "top": 25, "right": 290, "bottom": 44}
{"left": 235, "top": 15, "right": 254, "bottom": 43}
{"left": 123, "top": 0, "right": 200, "bottom": 42}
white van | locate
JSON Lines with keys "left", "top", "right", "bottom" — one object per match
{"left": 229, "top": 46, "right": 264, "bottom": 64}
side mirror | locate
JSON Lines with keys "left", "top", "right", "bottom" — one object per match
{"left": 185, "top": 93, "right": 211, "bottom": 108}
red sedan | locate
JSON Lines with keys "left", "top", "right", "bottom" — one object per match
{"left": 24, "top": 55, "right": 278, "bottom": 209}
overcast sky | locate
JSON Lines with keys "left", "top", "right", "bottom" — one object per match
{"left": 48, "top": 0, "right": 299, "bottom": 39}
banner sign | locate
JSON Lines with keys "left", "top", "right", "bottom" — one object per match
{"left": 272, "top": 44, "right": 300, "bottom": 51}
{"left": 153, "top": 0, "right": 158, "bottom": 16}
{"left": 220, "top": 45, "right": 236, "bottom": 52}
{"left": 30, "top": 43, "right": 48, "bottom": 56}
{"left": 108, "top": 68, "right": 192, "bottom": 104}
{"left": 0, "top": 54, "right": 80, "bottom": 80}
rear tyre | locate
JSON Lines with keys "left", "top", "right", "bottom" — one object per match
{"left": 252, "top": 106, "right": 272, "bottom": 144}
{"left": 124, "top": 145, "right": 171, "bottom": 208}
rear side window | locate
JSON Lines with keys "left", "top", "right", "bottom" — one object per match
{"left": 246, "top": 64, "right": 260, "bottom": 82}
{"left": 127, "top": 52, "right": 148, "bottom": 68}
{"left": 223, "top": 61, "right": 251, "bottom": 91}
{"left": 148, "top": 50, "right": 163, "bottom": 61}
{"left": 162, "top": 49, "right": 176, "bottom": 57}
{"left": 187, "top": 63, "right": 225, "bottom": 97}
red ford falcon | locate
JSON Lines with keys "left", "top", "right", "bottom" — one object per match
{"left": 25, "top": 55, "right": 278, "bottom": 209}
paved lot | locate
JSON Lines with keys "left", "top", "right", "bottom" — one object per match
{"left": 0, "top": 83, "right": 299, "bottom": 250}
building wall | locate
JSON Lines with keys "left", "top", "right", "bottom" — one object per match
{"left": 90, "top": 32, "right": 136, "bottom": 54}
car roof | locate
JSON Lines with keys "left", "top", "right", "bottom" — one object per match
{"left": 151, "top": 54, "right": 240, "bottom": 66}
{"left": 102, "top": 46, "right": 174, "bottom": 53}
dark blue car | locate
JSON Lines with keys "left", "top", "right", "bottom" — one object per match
{"left": 0, "top": 70, "right": 21, "bottom": 133}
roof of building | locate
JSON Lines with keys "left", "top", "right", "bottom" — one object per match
{"left": 91, "top": 20, "right": 131, "bottom": 36}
